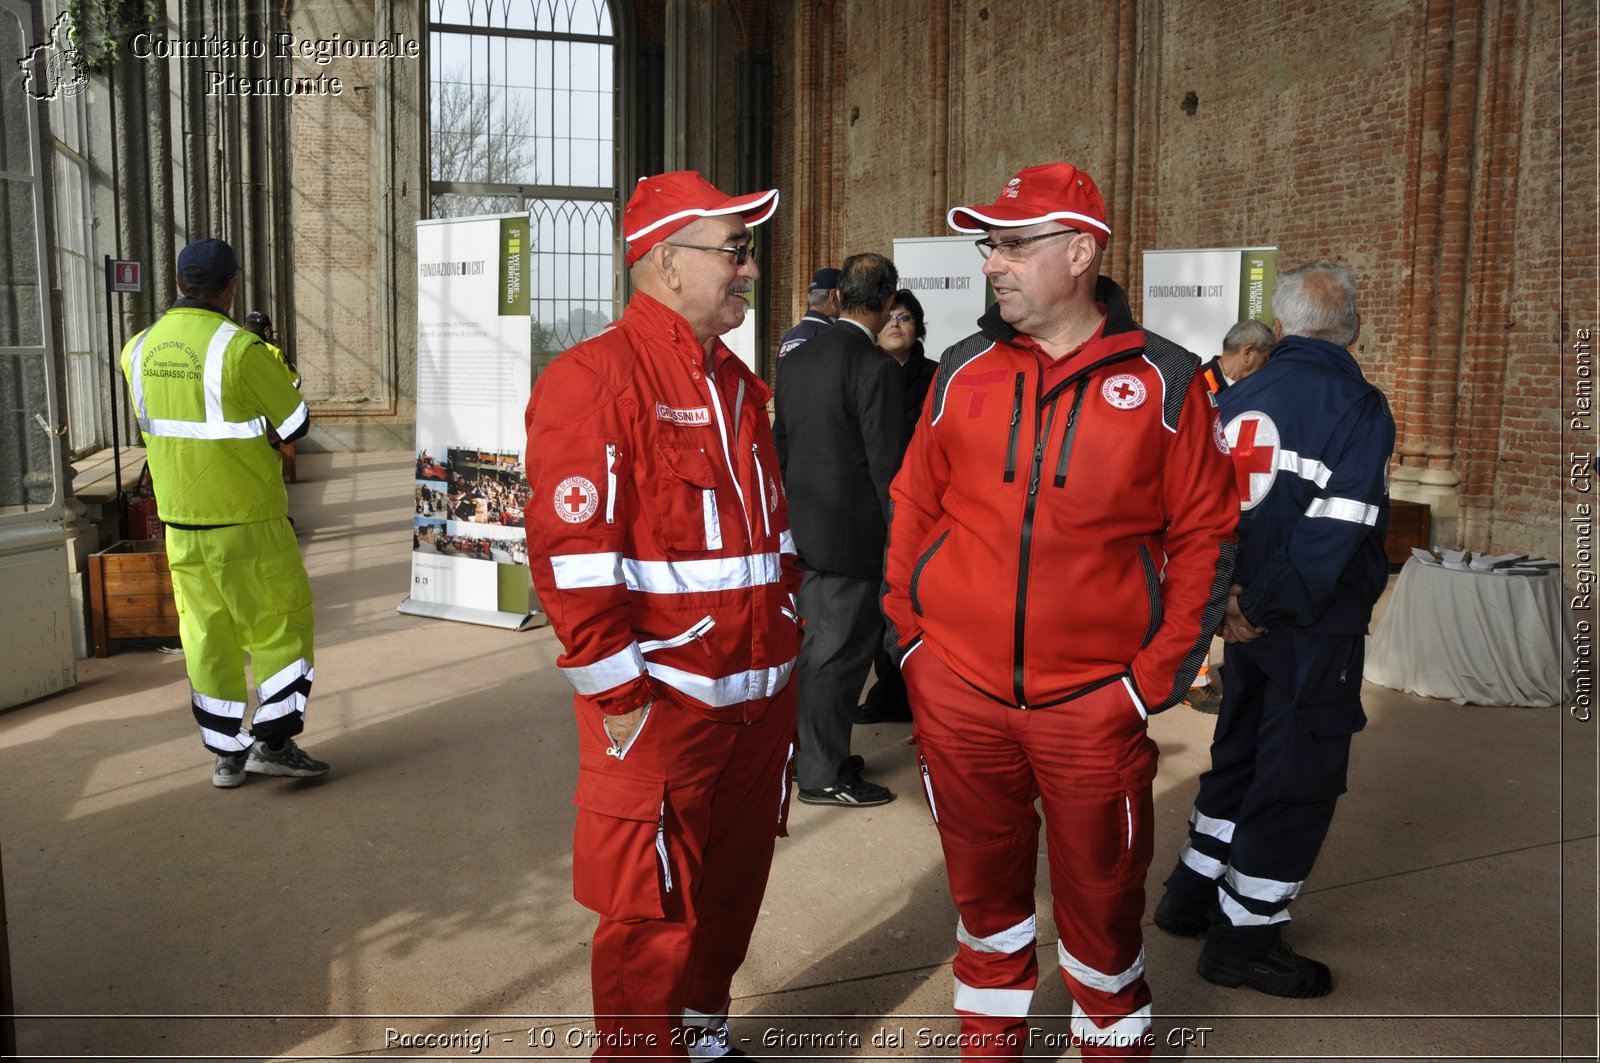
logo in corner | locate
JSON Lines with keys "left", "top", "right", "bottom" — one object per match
{"left": 18, "top": 13, "right": 88, "bottom": 102}
{"left": 1102, "top": 374, "right": 1147, "bottom": 410}
{"left": 553, "top": 476, "right": 599, "bottom": 524}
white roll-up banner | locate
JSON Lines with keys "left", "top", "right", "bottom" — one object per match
{"left": 1141, "top": 248, "right": 1277, "bottom": 358}
{"left": 400, "top": 214, "right": 543, "bottom": 630}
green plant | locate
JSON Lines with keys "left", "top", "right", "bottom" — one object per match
{"left": 63, "top": 0, "right": 162, "bottom": 71}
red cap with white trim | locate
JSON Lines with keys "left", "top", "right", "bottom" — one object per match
{"left": 623, "top": 171, "right": 780, "bottom": 266}
{"left": 947, "top": 163, "right": 1111, "bottom": 247}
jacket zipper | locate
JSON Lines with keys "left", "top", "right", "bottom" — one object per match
{"left": 637, "top": 615, "right": 716, "bottom": 655}
{"left": 1012, "top": 390, "right": 1060, "bottom": 708}
{"left": 605, "top": 443, "right": 618, "bottom": 524}
{"left": 751, "top": 443, "right": 770, "bottom": 538}
{"left": 1002, "top": 372, "right": 1025, "bottom": 483}
{"left": 1051, "top": 379, "right": 1090, "bottom": 488}
{"left": 655, "top": 803, "right": 674, "bottom": 893}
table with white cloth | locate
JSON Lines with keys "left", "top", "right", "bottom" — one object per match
{"left": 1365, "top": 559, "right": 1573, "bottom": 707}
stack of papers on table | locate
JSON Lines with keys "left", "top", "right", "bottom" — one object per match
{"left": 1440, "top": 549, "right": 1472, "bottom": 570}
{"left": 1411, "top": 547, "right": 1442, "bottom": 566}
{"left": 1495, "top": 558, "right": 1557, "bottom": 577}
{"left": 1470, "top": 552, "right": 1527, "bottom": 571}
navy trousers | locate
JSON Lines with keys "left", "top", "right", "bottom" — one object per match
{"left": 1165, "top": 631, "right": 1366, "bottom": 958}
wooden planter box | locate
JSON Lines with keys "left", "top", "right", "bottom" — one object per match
{"left": 1385, "top": 498, "right": 1432, "bottom": 567}
{"left": 87, "top": 540, "right": 178, "bottom": 657}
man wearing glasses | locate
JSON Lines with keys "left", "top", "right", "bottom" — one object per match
{"left": 882, "top": 164, "right": 1238, "bottom": 1059}
{"left": 523, "top": 171, "right": 800, "bottom": 1060}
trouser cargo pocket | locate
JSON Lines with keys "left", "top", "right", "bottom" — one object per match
{"left": 572, "top": 754, "right": 670, "bottom": 920}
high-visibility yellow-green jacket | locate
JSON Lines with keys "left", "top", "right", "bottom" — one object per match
{"left": 121, "top": 303, "right": 310, "bottom": 526}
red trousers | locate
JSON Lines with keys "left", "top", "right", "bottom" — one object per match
{"left": 571, "top": 683, "right": 796, "bottom": 1060}
{"left": 904, "top": 645, "right": 1158, "bottom": 1061}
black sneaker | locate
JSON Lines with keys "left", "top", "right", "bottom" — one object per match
{"left": 798, "top": 757, "right": 894, "bottom": 806}
{"left": 245, "top": 738, "right": 330, "bottom": 778}
{"left": 1197, "top": 940, "right": 1333, "bottom": 998}
{"left": 853, "top": 701, "right": 913, "bottom": 724}
{"left": 1153, "top": 890, "right": 1209, "bottom": 937}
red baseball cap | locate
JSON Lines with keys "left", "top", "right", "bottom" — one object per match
{"left": 623, "top": 171, "right": 780, "bottom": 266}
{"left": 947, "top": 163, "right": 1111, "bottom": 247}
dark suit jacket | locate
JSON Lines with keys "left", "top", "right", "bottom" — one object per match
{"left": 773, "top": 318, "right": 908, "bottom": 579}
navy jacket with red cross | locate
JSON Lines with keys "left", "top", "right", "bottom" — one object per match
{"left": 1217, "top": 334, "right": 1396, "bottom": 634}
{"left": 882, "top": 276, "right": 1239, "bottom": 714}
{"left": 523, "top": 291, "right": 804, "bottom": 724}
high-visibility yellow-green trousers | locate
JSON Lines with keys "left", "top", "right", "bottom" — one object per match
{"left": 165, "top": 518, "right": 315, "bottom": 755}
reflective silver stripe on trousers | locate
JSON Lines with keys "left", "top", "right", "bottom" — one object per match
{"left": 1226, "top": 865, "right": 1304, "bottom": 904}
{"left": 952, "top": 978, "right": 1033, "bottom": 1018}
{"left": 1220, "top": 890, "right": 1293, "bottom": 927}
{"left": 1058, "top": 942, "right": 1145, "bottom": 994}
{"left": 956, "top": 915, "right": 1037, "bottom": 954}
{"left": 1190, "top": 807, "right": 1237, "bottom": 843}
{"left": 1070, "top": 1003, "right": 1151, "bottom": 1046}
{"left": 1178, "top": 840, "right": 1225, "bottom": 880}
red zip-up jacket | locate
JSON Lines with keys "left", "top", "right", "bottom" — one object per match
{"left": 523, "top": 291, "right": 804, "bottom": 724}
{"left": 883, "top": 278, "right": 1238, "bottom": 713}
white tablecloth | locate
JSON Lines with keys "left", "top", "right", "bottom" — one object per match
{"left": 1365, "top": 559, "right": 1572, "bottom": 707}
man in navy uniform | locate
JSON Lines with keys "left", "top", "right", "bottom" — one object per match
{"left": 775, "top": 267, "right": 841, "bottom": 364}
{"left": 1154, "top": 261, "right": 1396, "bottom": 998}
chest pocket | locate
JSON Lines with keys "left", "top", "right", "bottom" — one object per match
{"left": 656, "top": 444, "right": 722, "bottom": 551}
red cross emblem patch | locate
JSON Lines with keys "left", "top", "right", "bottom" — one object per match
{"left": 1223, "top": 411, "right": 1280, "bottom": 510}
{"left": 1102, "top": 373, "right": 1146, "bottom": 409}
{"left": 553, "top": 475, "right": 599, "bottom": 524}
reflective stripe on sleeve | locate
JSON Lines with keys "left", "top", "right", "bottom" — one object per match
{"left": 561, "top": 643, "right": 646, "bottom": 695}
{"left": 550, "top": 552, "right": 625, "bottom": 589}
{"left": 1305, "top": 496, "right": 1381, "bottom": 525}
{"left": 1278, "top": 448, "right": 1332, "bottom": 488}
{"left": 645, "top": 658, "right": 794, "bottom": 707}
{"left": 276, "top": 400, "right": 309, "bottom": 439}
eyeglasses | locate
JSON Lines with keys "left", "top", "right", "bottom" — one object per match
{"left": 974, "top": 229, "right": 1079, "bottom": 261}
{"left": 664, "top": 241, "right": 757, "bottom": 266}
{"left": 887, "top": 313, "right": 914, "bottom": 325}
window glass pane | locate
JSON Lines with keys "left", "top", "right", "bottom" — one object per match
{"left": 528, "top": 198, "right": 614, "bottom": 353}
{"left": 2, "top": 178, "right": 44, "bottom": 347}
{"left": 0, "top": 352, "right": 58, "bottom": 512}
{"left": 0, "top": 10, "right": 32, "bottom": 174}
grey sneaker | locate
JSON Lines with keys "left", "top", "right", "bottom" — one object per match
{"left": 212, "top": 752, "right": 248, "bottom": 788}
{"left": 245, "top": 738, "right": 330, "bottom": 778}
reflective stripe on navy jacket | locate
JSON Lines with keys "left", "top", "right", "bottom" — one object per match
{"left": 1217, "top": 335, "right": 1397, "bottom": 634}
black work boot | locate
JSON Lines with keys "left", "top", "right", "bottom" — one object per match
{"left": 1197, "top": 940, "right": 1333, "bottom": 998}
{"left": 1152, "top": 889, "right": 1209, "bottom": 938}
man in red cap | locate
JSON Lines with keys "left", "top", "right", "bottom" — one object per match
{"left": 523, "top": 171, "right": 797, "bottom": 1060}
{"left": 881, "top": 164, "right": 1239, "bottom": 1059}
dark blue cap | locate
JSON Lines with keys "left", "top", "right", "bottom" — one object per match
{"left": 809, "top": 267, "right": 841, "bottom": 290}
{"left": 176, "top": 239, "right": 239, "bottom": 284}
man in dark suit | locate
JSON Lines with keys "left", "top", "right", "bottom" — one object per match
{"left": 774, "top": 252, "right": 907, "bottom": 806}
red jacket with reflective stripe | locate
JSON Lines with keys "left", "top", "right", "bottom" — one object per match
{"left": 523, "top": 291, "right": 803, "bottom": 723}
{"left": 883, "top": 279, "right": 1239, "bottom": 712}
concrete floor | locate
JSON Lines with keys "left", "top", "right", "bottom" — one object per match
{"left": 1, "top": 451, "right": 1594, "bottom": 1062}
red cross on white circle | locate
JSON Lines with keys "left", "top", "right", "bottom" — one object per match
{"left": 1224, "top": 412, "right": 1280, "bottom": 510}
{"left": 1102, "top": 373, "right": 1147, "bottom": 410}
{"left": 553, "top": 475, "right": 599, "bottom": 524}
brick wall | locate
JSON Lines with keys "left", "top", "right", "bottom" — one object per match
{"left": 768, "top": 0, "right": 1593, "bottom": 558}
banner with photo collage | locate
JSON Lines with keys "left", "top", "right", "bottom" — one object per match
{"left": 399, "top": 214, "right": 544, "bottom": 630}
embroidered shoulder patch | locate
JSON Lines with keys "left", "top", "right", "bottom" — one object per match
{"left": 554, "top": 476, "right": 599, "bottom": 523}
{"left": 1102, "top": 373, "right": 1147, "bottom": 410}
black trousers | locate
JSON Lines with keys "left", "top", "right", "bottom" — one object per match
{"left": 1165, "top": 631, "right": 1366, "bottom": 958}
{"left": 794, "top": 567, "right": 881, "bottom": 789}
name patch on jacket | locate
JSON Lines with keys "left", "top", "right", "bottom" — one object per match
{"left": 656, "top": 402, "right": 711, "bottom": 426}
